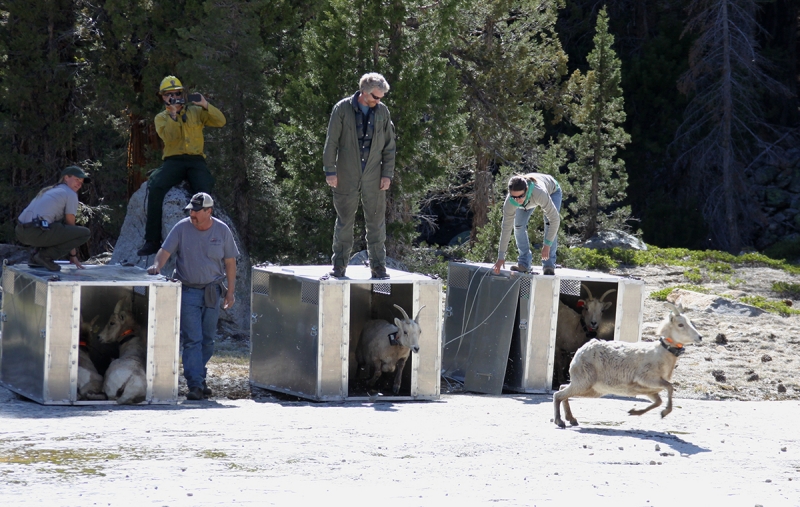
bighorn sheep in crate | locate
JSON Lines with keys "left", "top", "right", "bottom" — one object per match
{"left": 356, "top": 304, "right": 425, "bottom": 395}
{"left": 553, "top": 285, "right": 617, "bottom": 387}
{"left": 553, "top": 302, "right": 702, "bottom": 428}
{"left": 98, "top": 295, "right": 147, "bottom": 405}
{"left": 78, "top": 313, "right": 105, "bottom": 400}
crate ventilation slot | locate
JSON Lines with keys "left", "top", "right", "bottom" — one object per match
{"left": 133, "top": 286, "right": 146, "bottom": 296}
{"left": 519, "top": 278, "right": 531, "bottom": 300}
{"left": 301, "top": 281, "right": 319, "bottom": 305}
{"left": 35, "top": 281, "right": 47, "bottom": 307}
{"left": 449, "top": 266, "right": 470, "bottom": 290}
{"left": 252, "top": 271, "right": 270, "bottom": 296}
{"left": 372, "top": 283, "right": 391, "bottom": 295}
{"left": 559, "top": 279, "right": 581, "bottom": 297}
{"left": 2, "top": 269, "right": 14, "bottom": 295}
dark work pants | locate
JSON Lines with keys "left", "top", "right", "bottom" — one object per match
{"left": 16, "top": 222, "right": 90, "bottom": 260}
{"left": 144, "top": 155, "right": 214, "bottom": 243}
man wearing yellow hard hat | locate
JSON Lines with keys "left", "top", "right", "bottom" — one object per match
{"left": 137, "top": 76, "right": 226, "bottom": 257}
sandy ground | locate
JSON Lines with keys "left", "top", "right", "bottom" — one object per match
{"left": 2, "top": 263, "right": 799, "bottom": 505}
{"left": 1, "top": 386, "right": 799, "bottom": 506}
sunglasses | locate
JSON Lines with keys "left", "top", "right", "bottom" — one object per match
{"left": 369, "top": 92, "right": 385, "bottom": 101}
{"left": 510, "top": 192, "right": 526, "bottom": 200}
{"left": 163, "top": 91, "right": 183, "bottom": 97}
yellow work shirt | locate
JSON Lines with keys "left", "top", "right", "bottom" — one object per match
{"left": 154, "top": 103, "right": 226, "bottom": 159}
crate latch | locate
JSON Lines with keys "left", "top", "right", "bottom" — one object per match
{"left": 519, "top": 319, "right": 528, "bottom": 331}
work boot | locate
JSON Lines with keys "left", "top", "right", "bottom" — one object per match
{"left": 32, "top": 252, "right": 60, "bottom": 272}
{"left": 329, "top": 266, "right": 346, "bottom": 278}
{"left": 137, "top": 241, "right": 161, "bottom": 257}
{"left": 542, "top": 266, "right": 555, "bottom": 276}
{"left": 371, "top": 266, "right": 389, "bottom": 279}
{"left": 186, "top": 387, "right": 204, "bottom": 401}
{"left": 202, "top": 381, "right": 213, "bottom": 397}
{"left": 509, "top": 264, "right": 529, "bottom": 273}
{"left": 28, "top": 249, "right": 41, "bottom": 268}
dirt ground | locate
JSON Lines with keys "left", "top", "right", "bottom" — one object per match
{"left": 1, "top": 263, "right": 799, "bottom": 505}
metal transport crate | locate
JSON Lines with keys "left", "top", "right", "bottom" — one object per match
{"left": 0, "top": 263, "right": 181, "bottom": 405}
{"left": 442, "top": 262, "right": 644, "bottom": 395}
{"left": 250, "top": 265, "right": 442, "bottom": 401}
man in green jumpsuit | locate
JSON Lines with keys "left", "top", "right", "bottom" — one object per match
{"left": 323, "top": 73, "right": 397, "bottom": 279}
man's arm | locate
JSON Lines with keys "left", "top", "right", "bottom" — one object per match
{"left": 223, "top": 257, "right": 236, "bottom": 309}
{"left": 200, "top": 103, "right": 226, "bottom": 127}
{"left": 322, "top": 103, "right": 343, "bottom": 175}
{"left": 147, "top": 248, "right": 172, "bottom": 275}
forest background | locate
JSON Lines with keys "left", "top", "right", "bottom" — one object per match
{"left": 1, "top": 0, "right": 798, "bottom": 267}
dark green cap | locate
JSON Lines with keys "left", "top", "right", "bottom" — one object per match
{"left": 61, "top": 165, "right": 91, "bottom": 183}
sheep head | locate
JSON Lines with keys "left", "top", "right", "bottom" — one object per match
{"left": 98, "top": 295, "right": 136, "bottom": 344}
{"left": 577, "top": 285, "right": 617, "bottom": 332}
{"left": 392, "top": 304, "right": 423, "bottom": 353}
{"left": 657, "top": 302, "right": 702, "bottom": 346}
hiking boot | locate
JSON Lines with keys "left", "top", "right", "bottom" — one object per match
{"left": 186, "top": 387, "right": 204, "bottom": 401}
{"left": 28, "top": 250, "right": 41, "bottom": 268}
{"left": 137, "top": 241, "right": 161, "bottom": 257}
{"left": 329, "top": 266, "right": 346, "bottom": 278}
{"left": 371, "top": 266, "right": 389, "bottom": 279}
{"left": 509, "top": 264, "right": 529, "bottom": 273}
{"left": 32, "top": 252, "right": 60, "bottom": 272}
{"left": 542, "top": 266, "right": 555, "bottom": 276}
{"left": 202, "top": 381, "right": 213, "bottom": 397}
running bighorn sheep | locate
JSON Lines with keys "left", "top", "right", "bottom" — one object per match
{"left": 356, "top": 304, "right": 424, "bottom": 395}
{"left": 553, "top": 285, "right": 617, "bottom": 387}
{"left": 553, "top": 302, "right": 702, "bottom": 428}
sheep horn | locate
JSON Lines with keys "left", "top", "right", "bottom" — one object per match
{"left": 393, "top": 304, "right": 410, "bottom": 321}
{"left": 599, "top": 289, "right": 617, "bottom": 302}
{"left": 414, "top": 305, "right": 427, "bottom": 323}
{"left": 581, "top": 284, "right": 594, "bottom": 301}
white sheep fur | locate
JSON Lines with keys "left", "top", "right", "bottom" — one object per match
{"left": 355, "top": 304, "right": 424, "bottom": 394}
{"left": 98, "top": 295, "right": 147, "bottom": 405}
{"left": 553, "top": 302, "right": 702, "bottom": 428}
{"left": 553, "top": 285, "right": 617, "bottom": 386}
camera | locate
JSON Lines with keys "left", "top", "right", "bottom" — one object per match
{"left": 168, "top": 96, "right": 185, "bottom": 105}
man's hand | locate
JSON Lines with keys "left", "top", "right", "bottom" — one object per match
{"left": 380, "top": 177, "right": 391, "bottom": 191}
{"left": 147, "top": 264, "right": 160, "bottom": 275}
{"left": 166, "top": 103, "right": 182, "bottom": 118}
{"left": 492, "top": 259, "right": 505, "bottom": 274}
{"left": 70, "top": 256, "right": 85, "bottom": 269}
{"left": 541, "top": 245, "right": 551, "bottom": 262}
{"left": 192, "top": 93, "right": 209, "bottom": 109}
{"left": 223, "top": 291, "right": 235, "bottom": 310}
{"left": 326, "top": 175, "right": 338, "bottom": 188}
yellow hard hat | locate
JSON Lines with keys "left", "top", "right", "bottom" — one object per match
{"left": 158, "top": 76, "right": 184, "bottom": 94}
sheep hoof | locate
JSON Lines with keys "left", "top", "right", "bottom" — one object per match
{"left": 628, "top": 408, "right": 644, "bottom": 416}
{"left": 569, "top": 419, "right": 579, "bottom": 427}
{"left": 555, "top": 419, "right": 566, "bottom": 429}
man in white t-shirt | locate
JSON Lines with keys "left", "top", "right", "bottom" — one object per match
{"left": 146, "top": 192, "right": 239, "bottom": 401}
{"left": 16, "top": 166, "right": 91, "bottom": 272}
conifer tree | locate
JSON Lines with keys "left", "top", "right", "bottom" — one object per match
{"left": 0, "top": 0, "right": 83, "bottom": 242}
{"left": 562, "top": 6, "right": 631, "bottom": 241}
{"left": 673, "top": 0, "right": 789, "bottom": 253}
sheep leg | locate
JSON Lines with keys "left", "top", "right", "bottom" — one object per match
{"left": 366, "top": 359, "right": 383, "bottom": 388}
{"left": 628, "top": 379, "right": 672, "bottom": 417}
{"left": 392, "top": 357, "right": 407, "bottom": 394}
{"left": 553, "top": 385, "right": 580, "bottom": 428}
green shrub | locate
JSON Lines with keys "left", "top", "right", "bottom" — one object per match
{"left": 763, "top": 236, "right": 800, "bottom": 262}
{"left": 739, "top": 295, "right": 800, "bottom": 316}
{"left": 772, "top": 281, "right": 800, "bottom": 299}
{"left": 649, "top": 284, "right": 709, "bottom": 301}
